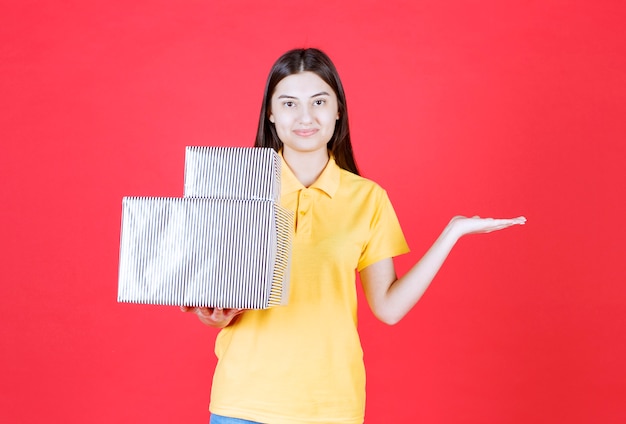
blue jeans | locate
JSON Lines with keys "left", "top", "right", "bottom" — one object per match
{"left": 210, "top": 413, "right": 263, "bottom": 424}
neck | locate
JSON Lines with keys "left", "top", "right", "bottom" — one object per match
{"left": 282, "top": 148, "right": 329, "bottom": 187}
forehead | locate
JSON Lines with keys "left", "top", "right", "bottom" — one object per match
{"left": 272, "top": 71, "right": 336, "bottom": 98}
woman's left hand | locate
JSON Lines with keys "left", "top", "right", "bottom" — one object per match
{"left": 448, "top": 215, "right": 526, "bottom": 238}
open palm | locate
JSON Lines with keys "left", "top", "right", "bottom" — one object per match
{"left": 449, "top": 215, "right": 527, "bottom": 237}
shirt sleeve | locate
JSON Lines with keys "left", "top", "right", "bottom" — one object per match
{"left": 357, "top": 187, "right": 410, "bottom": 271}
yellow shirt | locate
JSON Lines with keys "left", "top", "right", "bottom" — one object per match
{"left": 210, "top": 156, "right": 410, "bottom": 424}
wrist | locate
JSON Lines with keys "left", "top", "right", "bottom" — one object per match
{"left": 443, "top": 219, "right": 464, "bottom": 243}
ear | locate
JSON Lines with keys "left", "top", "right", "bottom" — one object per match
{"left": 269, "top": 114, "right": 275, "bottom": 123}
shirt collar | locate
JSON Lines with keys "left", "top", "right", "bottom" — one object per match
{"left": 280, "top": 151, "right": 340, "bottom": 198}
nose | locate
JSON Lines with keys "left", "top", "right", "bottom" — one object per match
{"left": 298, "top": 104, "right": 313, "bottom": 124}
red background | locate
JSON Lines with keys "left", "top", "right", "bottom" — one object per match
{"left": 1, "top": 1, "right": 625, "bottom": 422}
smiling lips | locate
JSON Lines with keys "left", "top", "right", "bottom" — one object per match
{"left": 293, "top": 128, "right": 319, "bottom": 137}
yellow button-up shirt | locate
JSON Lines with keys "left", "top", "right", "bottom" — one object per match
{"left": 211, "top": 155, "right": 409, "bottom": 424}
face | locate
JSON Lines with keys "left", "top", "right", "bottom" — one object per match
{"left": 269, "top": 71, "right": 339, "bottom": 156}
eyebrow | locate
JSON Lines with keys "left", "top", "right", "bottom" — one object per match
{"left": 277, "top": 92, "right": 331, "bottom": 99}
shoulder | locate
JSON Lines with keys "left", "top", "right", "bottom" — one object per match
{"left": 337, "top": 169, "right": 391, "bottom": 203}
{"left": 339, "top": 169, "right": 386, "bottom": 193}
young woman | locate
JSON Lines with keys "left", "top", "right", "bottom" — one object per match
{"left": 182, "top": 48, "right": 526, "bottom": 424}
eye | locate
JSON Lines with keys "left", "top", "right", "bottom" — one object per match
{"left": 313, "top": 99, "right": 326, "bottom": 106}
{"left": 283, "top": 101, "right": 296, "bottom": 108}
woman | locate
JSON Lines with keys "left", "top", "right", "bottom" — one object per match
{"left": 183, "top": 48, "right": 526, "bottom": 424}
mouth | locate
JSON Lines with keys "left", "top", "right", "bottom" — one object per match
{"left": 293, "top": 129, "right": 319, "bottom": 137}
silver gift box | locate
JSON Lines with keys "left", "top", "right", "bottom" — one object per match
{"left": 117, "top": 147, "right": 293, "bottom": 309}
{"left": 118, "top": 197, "right": 293, "bottom": 308}
{"left": 184, "top": 146, "right": 281, "bottom": 201}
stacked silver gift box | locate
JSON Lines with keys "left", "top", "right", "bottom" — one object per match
{"left": 117, "top": 147, "right": 293, "bottom": 309}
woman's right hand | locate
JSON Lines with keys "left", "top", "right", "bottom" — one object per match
{"left": 180, "top": 306, "right": 245, "bottom": 328}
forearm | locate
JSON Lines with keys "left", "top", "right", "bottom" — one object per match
{"left": 376, "top": 223, "right": 461, "bottom": 324}
{"left": 363, "top": 215, "right": 525, "bottom": 325}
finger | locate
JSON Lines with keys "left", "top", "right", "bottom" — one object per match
{"left": 490, "top": 219, "right": 517, "bottom": 229}
{"left": 492, "top": 218, "right": 525, "bottom": 230}
{"left": 219, "top": 308, "right": 243, "bottom": 318}
{"left": 194, "top": 307, "right": 215, "bottom": 319}
{"left": 471, "top": 219, "right": 513, "bottom": 233}
{"left": 497, "top": 218, "right": 526, "bottom": 228}
{"left": 180, "top": 305, "right": 198, "bottom": 313}
{"left": 211, "top": 308, "right": 226, "bottom": 320}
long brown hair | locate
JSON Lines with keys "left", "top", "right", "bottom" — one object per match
{"left": 254, "top": 48, "right": 359, "bottom": 175}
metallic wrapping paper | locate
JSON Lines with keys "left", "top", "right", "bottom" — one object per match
{"left": 184, "top": 146, "right": 281, "bottom": 201}
{"left": 117, "top": 146, "right": 294, "bottom": 309}
{"left": 118, "top": 197, "right": 293, "bottom": 308}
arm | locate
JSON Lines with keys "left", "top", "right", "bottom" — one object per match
{"left": 180, "top": 306, "right": 244, "bottom": 328}
{"left": 360, "top": 215, "right": 526, "bottom": 325}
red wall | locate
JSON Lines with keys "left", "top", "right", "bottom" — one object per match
{"left": 1, "top": 1, "right": 625, "bottom": 422}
